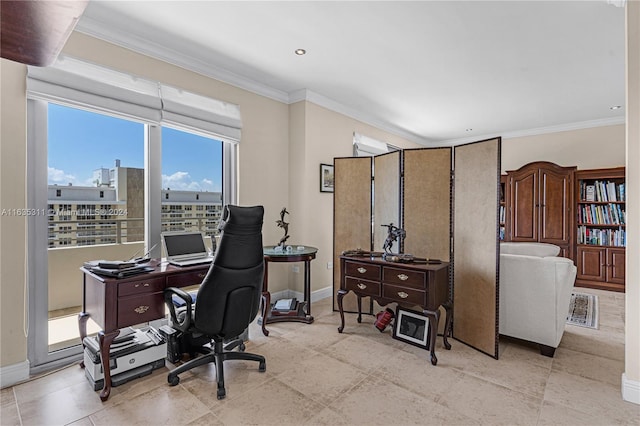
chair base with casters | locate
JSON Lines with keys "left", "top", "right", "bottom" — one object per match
{"left": 167, "top": 336, "right": 266, "bottom": 400}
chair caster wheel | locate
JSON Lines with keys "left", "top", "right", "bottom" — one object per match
{"left": 239, "top": 342, "right": 246, "bottom": 352}
{"left": 259, "top": 361, "right": 266, "bottom": 372}
{"left": 168, "top": 375, "right": 180, "bottom": 386}
{"left": 217, "top": 389, "right": 226, "bottom": 400}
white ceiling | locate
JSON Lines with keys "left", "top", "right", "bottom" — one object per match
{"left": 76, "top": 1, "right": 626, "bottom": 146}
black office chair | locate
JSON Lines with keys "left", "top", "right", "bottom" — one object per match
{"left": 163, "top": 205, "right": 266, "bottom": 400}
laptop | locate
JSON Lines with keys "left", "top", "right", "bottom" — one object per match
{"left": 161, "top": 231, "right": 213, "bottom": 267}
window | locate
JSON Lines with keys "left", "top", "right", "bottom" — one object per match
{"left": 26, "top": 56, "right": 241, "bottom": 369}
{"left": 161, "top": 127, "right": 223, "bottom": 235}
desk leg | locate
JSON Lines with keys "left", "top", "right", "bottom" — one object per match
{"left": 337, "top": 289, "right": 348, "bottom": 333}
{"left": 78, "top": 312, "right": 89, "bottom": 369}
{"left": 98, "top": 329, "right": 119, "bottom": 401}
{"left": 303, "top": 260, "right": 314, "bottom": 322}
{"left": 442, "top": 302, "right": 453, "bottom": 350}
{"left": 423, "top": 308, "right": 440, "bottom": 366}
{"left": 260, "top": 261, "right": 270, "bottom": 336}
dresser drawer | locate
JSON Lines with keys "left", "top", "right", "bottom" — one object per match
{"left": 344, "top": 261, "right": 381, "bottom": 281}
{"left": 383, "top": 267, "right": 426, "bottom": 289}
{"left": 167, "top": 269, "right": 208, "bottom": 288}
{"left": 117, "top": 292, "right": 165, "bottom": 328}
{"left": 383, "top": 284, "right": 426, "bottom": 306}
{"left": 118, "top": 277, "right": 165, "bottom": 297}
{"left": 345, "top": 277, "right": 381, "bottom": 297}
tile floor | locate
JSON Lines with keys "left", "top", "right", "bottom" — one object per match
{"left": 1, "top": 288, "right": 638, "bottom": 425}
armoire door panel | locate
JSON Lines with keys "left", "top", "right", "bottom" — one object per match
{"left": 510, "top": 170, "right": 537, "bottom": 241}
{"left": 539, "top": 169, "right": 571, "bottom": 245}
{"left": 333, "top": 157, "right": 373, "bottom": 312}
{"left": 453, "top": 138, "right": 500, "bottom": 359}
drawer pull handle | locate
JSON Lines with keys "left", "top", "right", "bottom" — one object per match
{"left": 198, "top": 273, "right": 205, "bottom": 278}
{"left": 135, "top": 283, "right": 151, "bottom": 288}
{"left": 357, "top": 283, "right": 367, "bottom": 290}
{"left": 398, "top": 274, "right": 409, "bottom": 281}
{"left": 134, "top": 305, "right": 150, "bottom": 314}
{"left": 357, "top": 267, "right": 367, "bottom": 274}
{"left": 397, "top": 291, "right": 409, "bottom": 299}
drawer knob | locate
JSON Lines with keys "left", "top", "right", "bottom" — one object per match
{"left": 397, "top": 291, "right": 409, "bottom": 299}
{"left": 357, "top": 267, "right": 367, "bottom": 274}
{"left": 134, "top": 305, "right": 150, "bottom": 314}
{"left": 398, "top": 274, "right": 409, "bottom": 281}
{"left": 357, "top": 283, "right": 367, "bottom": 290}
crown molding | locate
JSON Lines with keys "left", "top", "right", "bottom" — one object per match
{"left": 75, "top": 16, "right": 626, "bottom": 148}
{"left": 76, "top": 16, "right": 432, "bottom": 146}
{"left": 439, "top": 116, "right": 626, "bottom": 146}
{"left": 289, "top": 89, "right": 432, "bottom": 146}
{"left": 75, "top": 16, "right": 290, "bottom": 104}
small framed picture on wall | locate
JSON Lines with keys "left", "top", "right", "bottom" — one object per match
{"left": 392, "top": 306, "right": 430, "bottom": 349}
{"left": 320, "top": 163, "right": 334, "bottom": 193}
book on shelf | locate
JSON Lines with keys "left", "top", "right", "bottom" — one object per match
{"left": 585, "top": 185, "right": 595, "bottom": 202}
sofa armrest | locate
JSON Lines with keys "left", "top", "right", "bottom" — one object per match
{"left": 500, "top": 242, "right": 560, "bottom": 257}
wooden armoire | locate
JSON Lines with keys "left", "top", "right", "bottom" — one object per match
{"left": 505, "top": 161, "right": 575, "bottom": 259}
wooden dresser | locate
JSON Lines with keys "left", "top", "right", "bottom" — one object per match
{"left": 336, "top": 255, "right": 451, "bottom": 365}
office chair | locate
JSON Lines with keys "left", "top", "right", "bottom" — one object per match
{"left": 163, "top": 205, "right": 266, "bottom": 400}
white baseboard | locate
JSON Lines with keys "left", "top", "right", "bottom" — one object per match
{"left": 286, "top": 285, "right": 332, "bottom": 303}
{"left": 622, "top": 373, "right": 640, "bottom": 405}
{"left": 0, "top": 359, "right": 30, "bottom": 389}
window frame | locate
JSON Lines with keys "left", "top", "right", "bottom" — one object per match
{"left": 26, "top": 97, "right": 237, "bottom": 371}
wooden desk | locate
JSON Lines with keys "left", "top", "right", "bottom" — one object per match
{"left": 337, "top": 256, "right": 452, "bottom": 365}
{"left": 78, "top": 260, "right": 210, "bottom": 401}
{"left": 260, "top": 246, "right": 317, "bottom": 336}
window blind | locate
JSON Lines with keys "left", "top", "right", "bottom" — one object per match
{"left": 353, "top": 132, "right": 390, "bottom": 157}
{"left": 27, "top": 55, "right": 242, "bottom": 142}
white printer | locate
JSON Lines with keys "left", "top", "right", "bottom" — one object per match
{"left": 83, "top": 326, "right": 167, "bottom": 391}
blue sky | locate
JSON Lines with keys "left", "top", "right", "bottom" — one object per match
{"left": 47, "top": 103, "right": 222, "bottom": 192}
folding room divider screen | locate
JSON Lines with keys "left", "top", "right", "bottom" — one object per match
{"left": 333, "top": 138, "right": 501, "bottom": 359}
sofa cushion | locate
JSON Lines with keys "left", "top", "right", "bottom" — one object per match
{"left": 500, "top": 242, "right": 560, "bottom": 257}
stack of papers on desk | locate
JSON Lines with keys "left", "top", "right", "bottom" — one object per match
{"left": 83, "top": 259, "right": 154, "bottom": 278}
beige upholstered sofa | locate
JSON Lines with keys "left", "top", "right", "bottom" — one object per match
{"left": 499, "top": 242, "right": 577, "bottom": 357}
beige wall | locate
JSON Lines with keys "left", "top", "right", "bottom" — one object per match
{"left": 287, "top": 101, "right": 421, "bottom": 295}
{"left": 624, "top": 0, "right": 639, "bottom": 400}
{"left": 502, "top": 124, "right": 626, "bottom": 173}
{"left": 0, "top": 59, "right": 28, "bottom": 366}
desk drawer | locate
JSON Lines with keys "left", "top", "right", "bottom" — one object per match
{"left": 118, "top": 292, "right": 164, "bottom": 328}
{"left": 118, "top": 277, "right": 165, "bottom": 297}
{"left": 167, "top": 270, "right": 208, "bottom": 288}
{"left": 344, "top": 261, "right": 381, "bottom": 281}
{"left": 383, "top": 284, "right": 426, "bottom": 306}
{"left": 383, "top": 267, "right": 426, "bottom": 289}
{"left": 345, "top": 277, "right": 381, "bottom": 297}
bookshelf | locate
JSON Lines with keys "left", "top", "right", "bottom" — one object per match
{"left": 499, "top": 175, "right": 507, "bottom": 241}
{"left": 575, "top": 167, "right": 626, "bottom": 292}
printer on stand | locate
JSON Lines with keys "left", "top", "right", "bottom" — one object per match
{"left": 83, "top": 326, "right": 167, "bottom": 391}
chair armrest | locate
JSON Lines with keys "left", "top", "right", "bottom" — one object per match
{"left": 164, "top": 287, "right": 193, "bottom": 333}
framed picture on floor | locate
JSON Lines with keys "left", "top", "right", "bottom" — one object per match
{"left": 320, "top": 163, "right": 334, "bottom": 192}
{"left": 392, "top": 306, "right": 430, "bottom": 349}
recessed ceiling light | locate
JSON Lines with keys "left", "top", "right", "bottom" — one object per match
{"left": 610, "top": 105, "right": 622, "bottom": 110}
{"left": 295, "top": 49, "right": 306, "bottom": 56}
